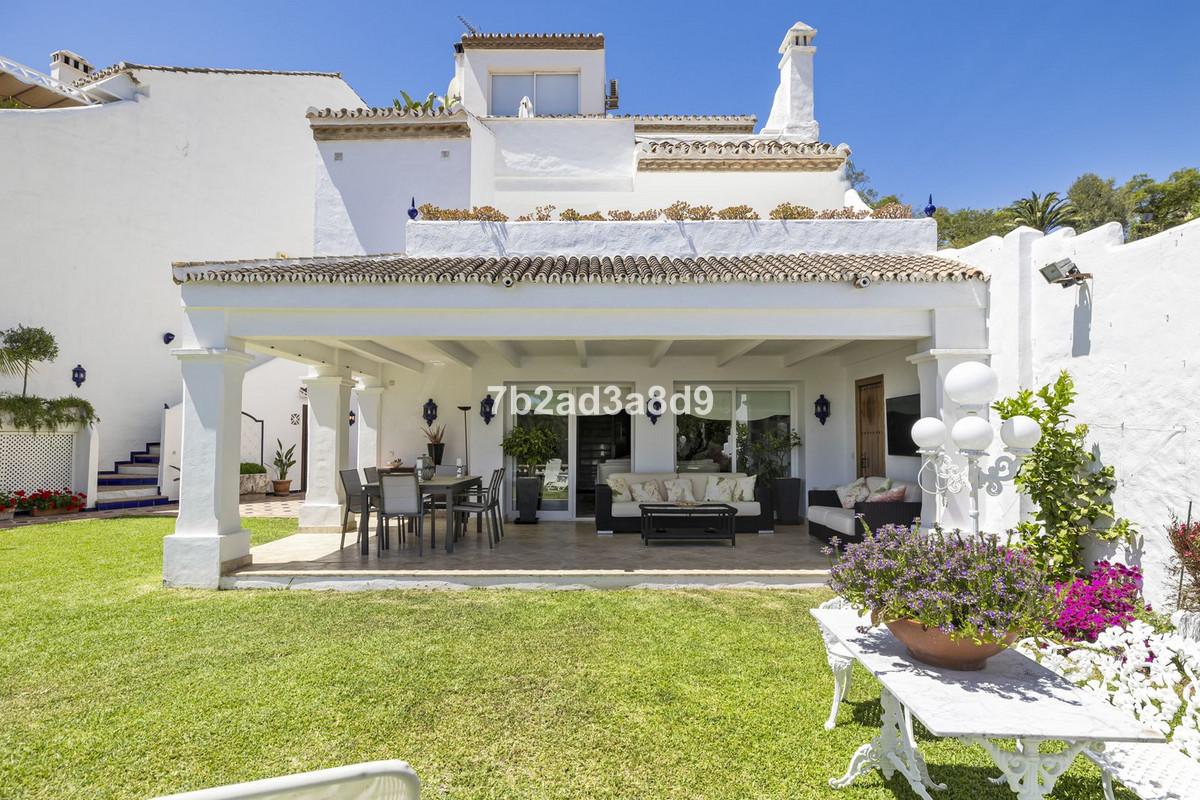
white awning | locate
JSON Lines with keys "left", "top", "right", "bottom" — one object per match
{"left": 0, "top": 55, "right": 95, "bottom": 108}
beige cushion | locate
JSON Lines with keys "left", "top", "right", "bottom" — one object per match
{"left": 898, "top": 481, "right": 920, "bottom": 502}
{"left": 663, "top": 478, "right": 696, "bottom": 503}
{"left": 808, "top": 506, "right": 858, "bottom": 537}
{"left": 630, "top": 480, "right": 664, "bottom": 502}
{"left": 611, "top": 472, "right": 677, "bottom": 486}
{"left": 704, "top": 475, "right": 738, "bottom": 502}
{"left": 735, "top": 474, "right": 757, "bottom": 502}
{"left": 865, "top": 476, "right": 890, "bottom": 493}
{"left": 836, "top": 477, "right": 869, "bottom": 508}
{"left": 612, "top": 501, "right": 643, "bottom": 517}
{"left": 728, "top": 501, "right": 761, "bottom": 516}
{"left": 606, "top": 475, "right": 632, "bottom": 502}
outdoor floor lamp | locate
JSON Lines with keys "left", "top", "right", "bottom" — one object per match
{"left": 911, "top": 361, "right": 1042, "bottom": 536}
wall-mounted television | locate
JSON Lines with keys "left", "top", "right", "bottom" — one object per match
{"left": 886, "top": 394, "right": 921, "bottom": 457}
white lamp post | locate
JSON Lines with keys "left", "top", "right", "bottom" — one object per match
{"left": 912, "top": 362, "right": 1041, "bottom": 536}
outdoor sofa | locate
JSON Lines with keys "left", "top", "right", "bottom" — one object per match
{"left": 596, "top": 471, "right": 774, "bottom": 534}
{"left": 807, "top": 476, "right": 921, "bottom": 544}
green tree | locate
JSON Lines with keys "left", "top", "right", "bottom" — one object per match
{"left": 932, "top": 207, "right": 1009, "bottom": 249}
{"left": 1067, "top": 173, "right": 1130, "bottom": 232}
{"left": 844, "top": 159, "right": 878, "bottom": 206}
{"left": 0, "top": 326, "right": 59, "bottom": 397}
{"left": 1124, "top": 168, "right": 1200, "bottom": 241}
{"left": 993, "top": 371, "right": 1132, "bottom": 581}
{"left": 1008, "top": 191, "right": 1080, "bottom": 232}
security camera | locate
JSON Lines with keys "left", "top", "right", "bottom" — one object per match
{"left": 854, "top": 276, "right": 871, "bottom": 289}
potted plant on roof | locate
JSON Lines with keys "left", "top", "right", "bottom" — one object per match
{"left": 737, "top": 424, "right": 804, "bottom": 524}
{"left": 271, "top": 439, "right": 296, "bottom": 496}
{"left": 424, "top": 424, "right": 446, "bottom": 465}
{"left": 827, "top": 525, "right": 1056, "bottom": 670}
{"left": 501, "top": 424, "right": 559, "bottom": 524}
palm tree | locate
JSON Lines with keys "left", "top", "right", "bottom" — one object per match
{"left": 1008, "top": 191, "right": 1081, "bottom": 232}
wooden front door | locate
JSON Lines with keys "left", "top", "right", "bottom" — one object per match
{"left": 855, "top": 376, "right": 885, "bottom": 478}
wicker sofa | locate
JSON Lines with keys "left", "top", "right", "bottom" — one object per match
{"left": 596, "top": 471, "right": 774, "bottom": 534}
{"left": 807, "top": 477, "right": 922, "bottom": 544}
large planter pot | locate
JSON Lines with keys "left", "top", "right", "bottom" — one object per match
{"left": 772, "top": 477, "right": 804, "bottom": 524}
{"left": 514, "top": 476, "right": 542, "bottom": 524}
{"left": 271, "top": 479, "right": 292, "bottom": 496}
{"left": 426, "top": 442, "right": 445, "bottom": 466}
{"left": 239, "top": 473, "right": 271, "bottom": 495}
{"left": 0, "top": 508, "right": 15, "bottom": 523}
{"left": 885, "top": 619, "right": 1017, "bottom": 671}
{"left": 30, "top": 504, "right": 82, "bottom": 518}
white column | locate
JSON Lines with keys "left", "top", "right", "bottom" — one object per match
{"left": 164, "top": 347, "right": 255, "bottom": 588}
{"left": 298, "top": 370, "right": 354, "bottom": 530}
{"left": 355, "top": 382, "right": 384, "bottom": 470}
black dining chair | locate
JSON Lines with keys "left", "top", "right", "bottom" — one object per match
{"left": 339, "top": 468, "right": 367, "bottom": 550}
{"left": 450, "top": 468, "right": 506, "bottom": 548}
{"left": 363, "top": 466, "right": 380, "bottom": 484}
{"left": 378, "top": 474, "right": 430, "bottom": 556}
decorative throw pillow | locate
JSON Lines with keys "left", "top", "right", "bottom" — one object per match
{"left": 606, "top": 476, "right": 632, "bottom": 502}
{"left": 704, "top": 475, "right": 738, "bottom": 502}
{"left": 630, "top": 480, "right": 663, "bottom": 503}
{"left": 663, "top": 478, "right": 696, "bottom": 503}
{"left": 735, "top": 475, "right": 757, "bottom": 502}
{"left": 867, "top": 485, "right": 907, "bottom": 503}
{"left": 836, "top": 477, "right": 869, "bottom": 509}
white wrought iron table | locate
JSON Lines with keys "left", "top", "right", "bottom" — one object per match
{"left": 811, "top": 609, "right": 1165, "bottom": 800}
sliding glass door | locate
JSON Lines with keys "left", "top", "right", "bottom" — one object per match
{"left": 675, "top": 385, "right": 796, "bottom": 476}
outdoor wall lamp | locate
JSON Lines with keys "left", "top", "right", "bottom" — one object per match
{"left": 814, "top": 394, "right": 831, "bottom": 425}
{"left": 162, "top": 332, "right": 175, "bottom": 345}
{"left": 647, "top": 398, "right": 664, "bottom": 425}
{"left": 422, "top": 398, "right": 438, "bottom": 426}
{"left": 348, "top": 409, "right": 356, "bottom": 427}
{"left": 1039, "top": 257, "right": 1093, "bottom": 289}
{"left": 71, "top": 364, "right": 86, "bottom": 388}
{"left": 479, "top": 393, "right": 495, "bottom": 425}
{"left": 911, "top": 361, "right": 1041, "bottom": 536}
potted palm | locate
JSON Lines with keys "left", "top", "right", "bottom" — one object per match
{"left": 501, "top": 425, "right": 559, "bottom": 524}
{"left": 424, "top": 425, "right": 446, "bottom": 465}
{"left": 738, "top": 425, "right": 804, "bottom": 523}
{"left": 271, "top": 439, "right": 297, "bottom": 495}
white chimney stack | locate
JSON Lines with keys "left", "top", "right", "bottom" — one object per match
{"left": 760, "top": 22, "right": 819, "bottom": 141}
{"left": 50, "top": 50, "right": 95, "bottom": 85}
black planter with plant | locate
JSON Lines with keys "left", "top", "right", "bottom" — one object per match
{"left": 501, "top": 425, "right": 560, "bottom": 524}
{"left": 737, "top": 425, "right": 804, "bottom": 524}
{"left": 423, "top": 425, "right": 446, "bottom": 465}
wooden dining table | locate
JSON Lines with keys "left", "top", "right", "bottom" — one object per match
{"left": 358, "top": 474, "right": 483, "bottom": 555}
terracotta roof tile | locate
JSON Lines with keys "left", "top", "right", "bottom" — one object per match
{"left": 76, "top": 63, "right": 341, "bottom": 86}
{"left": 173, "top": 253, "right": 985, "bottom": 286}
{"left": 459, "top": 33, "right": 604, "bottom": 50}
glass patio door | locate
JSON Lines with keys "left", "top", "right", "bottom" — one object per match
{"left": 675, "top": 385, "right": 796, "bottom": 477}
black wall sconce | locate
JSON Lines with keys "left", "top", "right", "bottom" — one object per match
{"left": 647, "top": 398, "right": 664, "bottom": 425}
{"left": 479, "top": 393, "right": 495, "bottom": 425}
{"left": 348, "top": 409, "right": 357, "bottom": 427}
{"left": 162, "top": 332, "right": 176, "bottom": 345}
{"left": 422, "top": 398, "right": 438, "bottom": 426}
{"left": 72, "top": 364, "right": 87, "bottom": 388}
{"left": 814, "top": 394, "right": 831, "bottom": 426}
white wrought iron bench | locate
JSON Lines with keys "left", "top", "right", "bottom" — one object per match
{"left": 152, "top": 760, "right": 420, "bottom": 800}
{"left": 815, "top": 596, "right": 856, "bottom": 730}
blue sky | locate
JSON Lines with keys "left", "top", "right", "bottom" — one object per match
{"left": 8, "top": 1, "right": 1198, "bottom": 209}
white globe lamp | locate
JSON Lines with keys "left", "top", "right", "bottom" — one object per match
{"left": 951, "top": 415, "right": 994, "bottom": 452}
{"left": 911, "top": 417, "right": 948, "bottom": 452}
{"left": 944, "top": 361, "right": 999, "bottom": 409}
{"left": 1000, "top": 415, "right": 1042, "bottom": 452}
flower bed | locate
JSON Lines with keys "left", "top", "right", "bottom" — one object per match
{"left": 1053, "top": 561, "right": 1144, "bottom": 642}
{"left": 14, "top": 488, "right": 87, "bottom": 516}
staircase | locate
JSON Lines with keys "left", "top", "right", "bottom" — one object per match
{"left": 95, "top": 442, "right": 172, "bottom": 511}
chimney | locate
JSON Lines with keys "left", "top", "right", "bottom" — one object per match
{"left": 760, "top": 22, "right": 819, "bottom": 141}
{"left": 50, "top": 50, "right": 95, "bottom": 85}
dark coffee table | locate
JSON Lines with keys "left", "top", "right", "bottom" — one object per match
{"left": 639, "top": 503, "right": 737, "bottom": 546}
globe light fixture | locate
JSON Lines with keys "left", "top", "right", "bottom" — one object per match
{"left": 911, "top": 361, "right": 1040, "bottom": 536}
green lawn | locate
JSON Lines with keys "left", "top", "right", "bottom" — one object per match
{"left": 0, "top": 518, "right": 1127, "bottom": 799}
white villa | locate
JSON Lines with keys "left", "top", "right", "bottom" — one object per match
{"left": 2, "top": 24, "right": 1198, "bottom": 601}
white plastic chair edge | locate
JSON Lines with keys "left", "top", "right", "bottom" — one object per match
{"left": 150, "top": 760, "right": 420, "bottom": 800}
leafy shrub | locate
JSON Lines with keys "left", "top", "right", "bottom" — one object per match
{"left": 0, "top": 394, "right": 98, "bottom": 432}
{"left": 994, "top": 371, "right": 1133, "bottom": 581}
{"left": 1169, "top": 516, "right": 1200, "bottom": 610}
{"left": 768, "top": 202, "right": 817, "bottom": 220}
{"left": 607, "top": 209, "right": 660, "bottom": 221}
{"left": 686, "top": 204, "right": 715, "bottom": 221}
{"left": 662, "top": 201, "right": 691, "bottom": 221}
{"left": 415, "top": 203, "right": 508, "bottom": 222}
{"left": 716, "top": 204, "right": 760, "bottom": 220}
{"left": 239, "top": 462, "right": 267, "bottom": 475}
{"left": 558, "top": 208, "right": 603, "bottom": 221}
{"left": 827, "top": 524, "right": 1056, "bottom": 644}
{"left": 817, "top": 207, "right": 871, "bottom": 220}
{"left": 1052, "top": 561, "right": 1144, "bottom": 642}
{"left": 471, "top": 205, "right": 509, "bottom": 222}
{"left": 870, "top": 202, "right": 913, "bottom": 219}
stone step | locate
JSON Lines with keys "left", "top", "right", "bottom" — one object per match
{"left": 98, "top": 475, "right": 158, "bottom": 487}
{"left": 146, "top": 442, "right": 161, "bottom": 454}
{"left": 94, "top": 495, "right": 171, "bottom": 511}
{"left": 116, "top": 463, "right": 158, "bottom": 476}
{"left": 131, "top": 453, "right": 160, "bottom": 464}
{"left": 97, "top": 485, "right": 161, "bottom": 501}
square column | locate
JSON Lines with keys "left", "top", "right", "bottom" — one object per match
{"left": 298, "top": 372, "right": 354, "bottom": 530}
{"left": 164, "top": 348, "right": 255, "bottom": 588}
{"left": 355, "top": 383, "right": 384, "bottom": 471}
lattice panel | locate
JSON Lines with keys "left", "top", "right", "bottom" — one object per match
{"left": 0, "top": 432, "right": 75, "bottom": 493}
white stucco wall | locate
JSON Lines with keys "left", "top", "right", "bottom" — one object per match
{"left": 0, "top": 69, "right": 361, "bottom": 468}
{"left": 948, "top": 219, "right": 1200, "bottom": 608}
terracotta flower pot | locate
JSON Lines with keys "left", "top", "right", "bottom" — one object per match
{"left": 885, "top": 619, "right": 1016, "bottom": 671}
{"left": 272, "top": 480, "right": 292, "bottom": 496}
{"left": 30, "top": 504, "right": 82, "bottom": 517}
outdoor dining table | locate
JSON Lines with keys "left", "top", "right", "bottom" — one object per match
{"left": 358, "top": 474, "right": 483, "bottom": 556}
{"left": 811, "top": 608, "right": 1165, "bottom": 800}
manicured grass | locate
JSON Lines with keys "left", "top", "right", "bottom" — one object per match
{"left": 0, "top": 518, "right": 1127, "bottom": 799}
